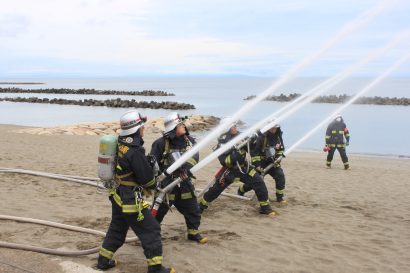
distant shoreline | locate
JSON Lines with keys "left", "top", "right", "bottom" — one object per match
{"left": 0, "top": 87, "right": 175, "bottom": 96}
{"left": 0, "top": 82, "right": 45, "bottom": 85}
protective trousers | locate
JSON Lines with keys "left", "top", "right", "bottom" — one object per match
{"left": 327, "top": 147, "right": 349, "bottom": 165}
{"left": 155, "top": 178, "right": 201, "bottom": 235}
{"left": 241, "top": 162, "right": 285, "bottom": 201}
{"left": 202, "top": 168, "right": 270, "bottom": 207}
{"left": 100, "top": 197, "right": 163, "bottom": 268}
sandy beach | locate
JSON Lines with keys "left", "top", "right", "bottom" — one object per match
{"left": 1, "top": 123, "right": 410, "bottom": 273}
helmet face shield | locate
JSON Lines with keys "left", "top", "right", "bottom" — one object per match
{"left": 174, "top": 113, "right": 187, "bottom": 123}
{"left": 140, "top": 113, "right": 147, "bottom": 123}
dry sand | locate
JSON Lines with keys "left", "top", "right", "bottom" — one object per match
{"left": 0, "top": 124, "right": 410, "bottom": 273}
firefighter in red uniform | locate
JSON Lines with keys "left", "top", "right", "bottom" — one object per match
{"left": 324, "top": 114, "right": 350, "bottom": 169}
{"left": 97, "top": 110, "right": 175, "bottom": 273}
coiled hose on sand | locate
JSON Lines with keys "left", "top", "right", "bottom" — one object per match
{"left": 0, "top": 166, "right": 246, "bottom": 255}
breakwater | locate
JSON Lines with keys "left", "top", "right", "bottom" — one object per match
{"left": 0, "top": 97, "right": 195, "bottom": 110}
{"left": 244, "top": 93, "right": 409, "bottom": 106}
{"left": 0, "top": 87, "right": 174, "bottom": 96}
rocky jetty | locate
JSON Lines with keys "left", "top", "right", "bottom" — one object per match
{"left": 0, "top": 97, "right": 195, "bottom": 110}
{"left": 14, "top": 115, "right": 220, "bottom": 136}
{"left": 0, "top": 87, "right": 174, "bottom": 96}
{"left": 244, "top": 93, "right": 300, "bottom": 102}
{"left": 244, "top": 93, "right": 410, "bottom": 106}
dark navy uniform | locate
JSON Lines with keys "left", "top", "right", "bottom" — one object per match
{"left": 98, "top": 133, "right": 169, "bottom": 273}
{"left": 199, "top": 130, "right": 274, "bottom": 215}
{"left": 150, "top": 132, "right": 205, "bottom": 242}
{"left": 325, "top": 117, "right": 350, "bottom": 169}
{"left": 245, "top": 129, "right": 286, "bottom": 202}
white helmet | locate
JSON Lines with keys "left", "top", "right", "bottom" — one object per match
{"left": 220, "top": 116, "right": 238, "bottom": 129}
{"left": 268, "top": 116, "right": 280, "bottom": 128}
{"left": 334, "top": 114, "right": 342, "bottom": 122}
{"left": 261, "top": 117, "right": 280, "bottom": 133}
{"left": 119, "top": 110, "right": 147, "bottom": 136}
{"left": 164, "top": 112, "right": 184, "bottom": 134}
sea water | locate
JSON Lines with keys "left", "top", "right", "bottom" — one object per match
{"left": 0, "top": 77, "right": 409, "bottom": 156}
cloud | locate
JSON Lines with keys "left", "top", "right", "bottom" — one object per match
{"left": 0, "top": 14, "right": 29, "bottom": 37}
{"left": 1, "top": 0, "right": 409, "bottom": 77}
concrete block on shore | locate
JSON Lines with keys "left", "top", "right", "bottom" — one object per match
{"left": 13, "top": 115, "right": 220, "bottom": 136}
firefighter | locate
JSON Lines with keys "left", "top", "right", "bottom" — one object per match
{"left": 324, "top": 114, "right": 350, "bottom": 169}
{"left": 240, "top": 123, "right": 287, "bottom": 204}
{"left": 150, "top": 112, "right": 208, "bottom": 244}
{"left": 97, "top": 110, "right": 175, "bottom": 273}
{"left": 198, "top": 118, "right": 276, "bottom": 217}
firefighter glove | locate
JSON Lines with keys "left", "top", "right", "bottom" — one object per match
{"left": 179, "top": 168, "right": 196, "bottom": 181}
{"left": 230, "top": 150, "right": 245, "bottom": 165}
{"left": 255, "top": 166, "right": 264, "bottom": 174}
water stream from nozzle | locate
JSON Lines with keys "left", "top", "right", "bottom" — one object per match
{"left": 191, "top": 31, "right": 410, "bottom": 173}
{"left": 285, "top": 52, "right": 410, "bottom": 155}
{"left": 163, "top": 0, "right": 393, "bottom": 175}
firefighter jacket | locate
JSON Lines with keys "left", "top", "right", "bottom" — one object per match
{"left": 115, "top": 135, "right": 156, "bottom": 189}
{"left": 325, "top": 119, "right": 350, "bottom": 147}
{"left": 251, "top": 129, "right": 285, "bottom": 168}
{"left": 113, "top": 134, "right": 155, "bottom": 214}
{"left": 150, "top": 133, "right": 199, "bottom": 201}
{"left": 217, "top": 131, "right": 247, "bottom": 168}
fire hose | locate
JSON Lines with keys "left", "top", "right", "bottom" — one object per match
{"left": 0, "top": 168, "right": 138, "bottom": 256}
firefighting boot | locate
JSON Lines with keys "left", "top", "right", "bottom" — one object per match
{"left": 96, "top": 255, "right": 117, "bottom": 271}
{"left": 259, "top": 204, "right": 277, "bottom": 217}
{"left": 198, "top": 199, "right": 208, "bottom": 213}
{"left": 187, "top": 231, "right": 209, "bottom": 244}
{"left": 148, "top": 265, "right": 176, "bottom": 273}
{"left": 199, "top": 203, "right": 208, "bottom": 214}
{"left": 276, "top": 193, "right": 287, "bottom": 205}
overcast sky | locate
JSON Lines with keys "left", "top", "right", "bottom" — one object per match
{"left": 1, "top": 0, "right": 409, "bottom": 78}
